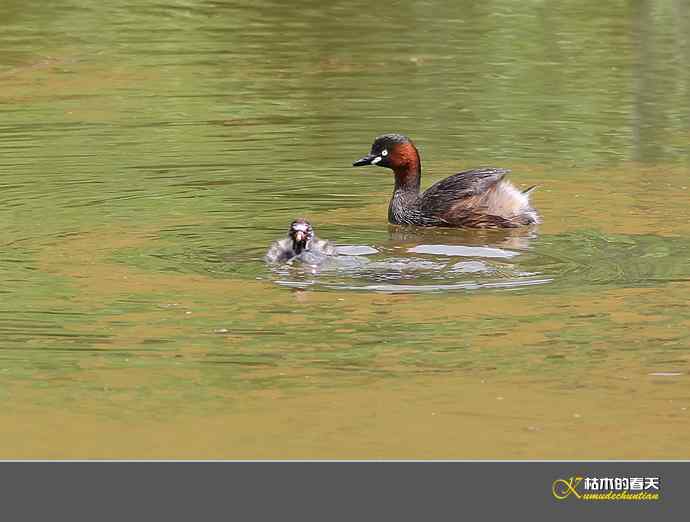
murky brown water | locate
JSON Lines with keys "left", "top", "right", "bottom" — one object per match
{"left": 1, "top": 0, "right": 690, "bottom": 459}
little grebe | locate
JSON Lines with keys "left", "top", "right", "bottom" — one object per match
{"left": 265, "top": 218, "right": 336, "bottom": 263}
{"left": 353, "top": 134, "right": 540, "bottom": 228}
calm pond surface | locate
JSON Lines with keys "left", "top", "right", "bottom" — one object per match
{"left": 1, "top": 0, "right": 690, "bottom": 458}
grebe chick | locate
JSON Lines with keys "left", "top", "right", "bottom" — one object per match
{"left": 265, "top": 218, "right": 336, "bottom": 263}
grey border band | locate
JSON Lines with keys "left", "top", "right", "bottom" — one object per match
{"left": 0, "top": 461, "right": 682, "bottom": 521}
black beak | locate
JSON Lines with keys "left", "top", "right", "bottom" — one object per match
{"left": 292, "top": 237, "right": 307, "bottom": 254}
{"left": 352, "top": 153, "right": 377, "bottom": 167}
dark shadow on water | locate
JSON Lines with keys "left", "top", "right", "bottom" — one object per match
{"left": 385, "top": 224, "right": 539, "bottom": 253}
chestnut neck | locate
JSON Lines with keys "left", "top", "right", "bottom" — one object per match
{"left": 391, "top": 143, "right": 422, "bottom": 193}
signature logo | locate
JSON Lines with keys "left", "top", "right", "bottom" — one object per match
{"left": 552, "top": 475, "right": 660, "bottom": 502}
{"left": 552, "top": 477, "right": 583, "bottom": 500}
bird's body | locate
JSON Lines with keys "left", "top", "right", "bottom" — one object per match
{"left": 353, "top": 134, "right": 540, "bottom": 228}
{"left": 265, "top": 236, "right": 336, "bottom": 263}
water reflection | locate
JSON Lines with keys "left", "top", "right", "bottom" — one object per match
{"left": 388, "top": 225, "right": 538, "bottom": 250}
{"left": 267, "top": 226, "right": 690, "bottom": 293}
{"left": 270, "top": 224, "right": 546, "bottom": 293}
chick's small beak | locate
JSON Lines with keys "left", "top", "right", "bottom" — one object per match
{"left": 352, "top": 153, "right": 380, "bottom": 167}
{"left": 294, "top": 231, "right": 306, "bottom": 243}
